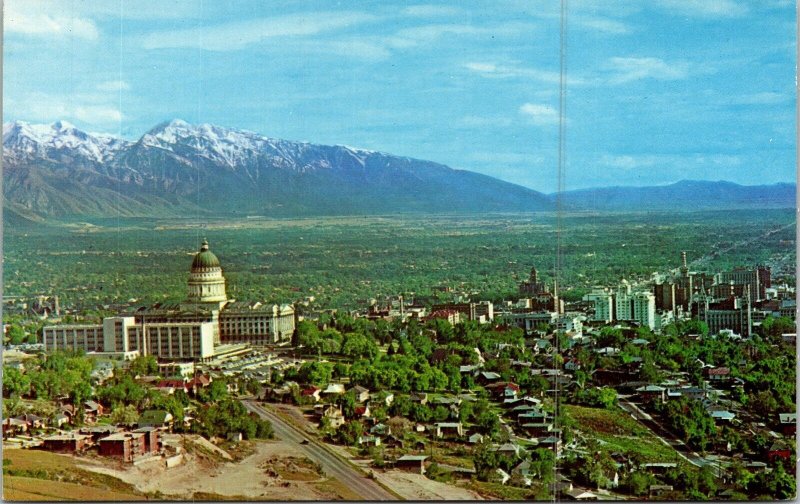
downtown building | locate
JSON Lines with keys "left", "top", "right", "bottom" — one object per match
{"left": 42, "top": 240, "right": 295, "bottom": 361}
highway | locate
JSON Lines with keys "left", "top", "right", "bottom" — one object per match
{"left": 242, "top": 400, "right": 397, "bottom": 501}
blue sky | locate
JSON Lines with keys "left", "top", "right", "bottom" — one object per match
{"left": 3, "top": 0, "right": 796, "bottom": 192}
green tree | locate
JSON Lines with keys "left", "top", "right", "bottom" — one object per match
{"left": 2, "top": 367, "right": 30, "bottom": 397}
{"left": 130, "top": 355, "right": 159, "bottom": 376}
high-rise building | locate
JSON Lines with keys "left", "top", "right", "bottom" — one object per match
{"left": 583, "top": 288, "right": 614, "bottom": 322}
{"left": 632, "top": 292, "right": 656, "bottom": 330}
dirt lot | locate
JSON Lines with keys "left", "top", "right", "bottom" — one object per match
{"left": 373, "top": 471, "right": 483, "bottom": 500}
{"left": 79, "top": 435, "right": 360, "bottom": 500}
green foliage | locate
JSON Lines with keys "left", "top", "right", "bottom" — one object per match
{"left": 656, "top": 397, "right": 717, "bottom": 452}
{"left": 110, "top": 403, "right": 140, "bottom": 424}
{"left": 2, "top": 366, "right": 31, "bottom": 397}
{"left": 192, "top": 399, "right": 272, "bottom": 440}
{"left": 298, "top": 361, "right": 333, "bottom": 386}
{"left": 129, "top": 355, "right": 159, "bottom": 376}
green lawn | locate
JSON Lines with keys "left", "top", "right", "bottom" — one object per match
{"left": 564, "top": 404, "right": 681, "bottom": 463}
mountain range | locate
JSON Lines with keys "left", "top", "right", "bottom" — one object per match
{"left": 2, "top": 120, "right": 795, "bottom": 225}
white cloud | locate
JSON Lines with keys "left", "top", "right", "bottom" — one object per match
{"left": 96, "top": 80, "right": 131, "bottom": 92}
{"left": 11, "top": 92, "right": 123, "bottom": 127}
{"left": 656, "top": 0, "right": 749, "bottom": 18}
{"left": 4, "top": 2, "right": 99, "bottom": 40}
{"left": 605, "top": 57, "right": 688, "bottom": 84}
{"left": 519, "top": 103, "right": 560, "bottom": 127}
{"left": 464, "top": 61, "right": 585, "bottom": 86}
{"left": 402, "top": 5, "right": 463, "bottom": 17}
{"left": 141, "top": 12, "right": 379, "bottom": 51}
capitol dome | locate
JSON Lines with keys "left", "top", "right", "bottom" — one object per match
{"left": 192, "top": 239, "right": 221, "bottom": 270}
{"left": 186, "top": 239, "right": 227, "bottom": 305}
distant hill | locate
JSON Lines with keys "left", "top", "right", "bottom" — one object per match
{"left": 550, "top": 180, "right": 796, "bottom": 211}
{"left": 2, "top": 119, "right": 555, "bottom": 223}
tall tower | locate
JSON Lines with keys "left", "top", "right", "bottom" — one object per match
{"left": 186, "top": 239, "right": 228, "bottom": 308}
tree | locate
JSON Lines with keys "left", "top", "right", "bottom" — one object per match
{"left": 624, "top": 471, "right": 654, "bottom": 496}
{"left": 298, "top": 361, "right": 334, "bottom": 386}
{"left": 130, "top": 355, "right": 159, "bottom": 376}
{"left": 2, "top": 366, "right": 30, "bottom": 397}
{"left": 110, "top": 404, "right": 140, "bottom": 424}
{"left": 6, "top": 324, "right": 26, "bottom": 345}
{"left": 335, "top": 420, "right": 364, "bottom": 446}
{"left": 473, "top": 439, "right": 500, "bottom": 480}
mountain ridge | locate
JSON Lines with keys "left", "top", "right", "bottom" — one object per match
{"left": 3, "top": 120, "right": 794, "bottom": 224}
{"left": 2, "top": 119, "right": 555, "bottom": 221}
{"left": 550, "top": 179, "right": 795, "bottom": 211}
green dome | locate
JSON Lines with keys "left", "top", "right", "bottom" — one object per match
{"left": 191, "top": 239, "right": 221, "bottom": 269}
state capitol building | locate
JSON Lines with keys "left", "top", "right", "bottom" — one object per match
{"left": 42, "top": 240, "right": 296, "bottom": 361}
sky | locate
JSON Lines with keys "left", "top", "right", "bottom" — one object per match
{"left": 3, "top": 0, "right": 796, "bottom": 192}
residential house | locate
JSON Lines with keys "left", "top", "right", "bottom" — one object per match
{"left": 649, "top": 485, "right": 674, "bottom": 498}
{"left": 322, "top": 383, "right": 346, "bottom": 397}
{"left": 15, "top": 413, "right": 45, "bottom": 430}
{"left": 704, "top": 367, "right": 731, "bottom": 382}
{"left": 395, "top": 454, "right": 428, "bottom": 474}
{"left": 323, "top": 405, "right": 345, "bottom": 429}
{"left": 536, "top": 436, "right": 562, "bottom": 452}
{"left": 636, "top": 385, "right": 666, "bottom": 404}
{"left": 357, "top": 435, "right": 381, "bottom": 447}
{"left": 352, "top": 385, "right": 370, "bottom": 403}
{"left": 2, "top": 418, "right": 28, "bottom": 438}
{"left": 477, "top": 371, "right": 501, "bottom": 384}
{"left": 778, "top": 413, "right": 796, "bottom": 436}
{"left": 767, "top": 442, "right": 791, "bottom": 462}
{"left": 138, "top": 410, "right": 174, "bottom": 429}
{"left": 491, "top": 442, "right": 523, "bottom": 458}
{"left": 84, "top": 400, "right": 104, "bottom": 422}
{"left": 353, "top": 404, "right": 371, "bottom": 419}
{"left": 53, "top": 412, "right": 70, "bottom": 428}
{"left": 409, "top": 392, "right": 428, "bottom": 405}
{"left": 468, "top": 433, "right": 484, "bottom": 444}
{"left": 301, "top": 386, "right": 321, "bottom": 402}
{"left": 564, "top": 488, "right": 597, "bottom": 500}
{"left": 154, "top": 379, "right": 189, "bottom": 395}
{"left": 370, "top": 423, "right": 391, "bottom": 436}
{"left": 434, "top": 422, "right": 463, "bottom": 438}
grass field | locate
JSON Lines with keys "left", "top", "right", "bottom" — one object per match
{"left": 564, "top": 404, "right": 680, "bottom": 462}
{"left": 2, "top": 449, "right": 144, "bottom": 502}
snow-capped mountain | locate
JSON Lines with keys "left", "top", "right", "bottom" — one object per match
{"left": 3, "top": 119, "right": 555, "bottom": 221}
{"left": 3, "top": 120, "right": 131, "bottom": 164}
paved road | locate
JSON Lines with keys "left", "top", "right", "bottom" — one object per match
{"left": 242, "top": 400, "right": 397, "bottom": 501}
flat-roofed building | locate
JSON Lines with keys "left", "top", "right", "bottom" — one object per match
{"left": 43, "top": 324, "right": 103, "bottom": 353}
{"left": 220, "top": 301, "right": 295, "bottom": 345}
